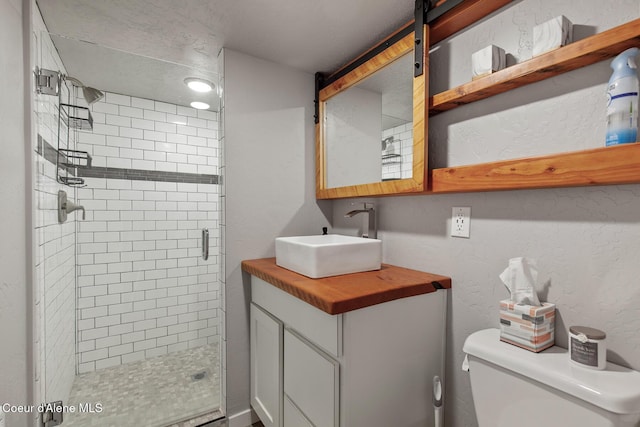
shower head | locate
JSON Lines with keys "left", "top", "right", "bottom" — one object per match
{"left": 81, "top": 86, "right": 104, "bottom": 105}
{"left": 63, "top": 75, "right": 104, "bottom": 105}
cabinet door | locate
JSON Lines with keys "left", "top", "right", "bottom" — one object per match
{"left": 251, "top": 303, "right": 283, "bottom": 427}
{"left": 284, "top": 329, "right": 339, "bottom": 427}
{"left": 284, "top": 395, "right": 314, "bottom": 427}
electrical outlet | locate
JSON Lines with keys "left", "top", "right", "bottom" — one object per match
{"left": 451, "top": 207, "right": 471, "bottom": 238}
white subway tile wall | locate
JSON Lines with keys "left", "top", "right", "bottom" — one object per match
{"left": 33, "top": 14, "right": 77, "bottom": 406}
{"left": 382, "top": 123, "right": 413, "bottom": 181}
{"left": 76, "top": 95, "right": 219, "bottom": 176}
{"left": 75, "top": 94, "right": 221, "bottom": 373}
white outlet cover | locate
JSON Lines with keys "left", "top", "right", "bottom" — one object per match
{"left": 451, "top": 206, "right": 471, "bottom": 238}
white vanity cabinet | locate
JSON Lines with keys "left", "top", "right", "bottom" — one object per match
{"left": 250, "top": 303, "right": 283, "bottom": 427}
{"left": 249, "top": 273, "right": 448, "bottom": 427}
{"left": 283, "top": 329, "right": 339, "bottom": 427}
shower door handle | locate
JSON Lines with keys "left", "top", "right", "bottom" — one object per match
{"left": 202, "top": 228, "right": 209, "bottom": 261}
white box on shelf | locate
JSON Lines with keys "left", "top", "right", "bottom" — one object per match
{"left": 533, "top": 15, "right": 573, "bottom": 57}
{"left": 471, "top": 45, "right": 506, "bottom": 80}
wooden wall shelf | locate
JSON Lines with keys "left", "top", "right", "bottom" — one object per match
{"left": 422, "top": 17, "right": 640, "bottom": 195}
{"left": 429, "top": 0, "right": 514, "bottom": 46}
{"left": 431, "top": 144, "right": 640, "bottom": 193}
{"left": 429, "top": 18, "right": 640, "bottom": 116}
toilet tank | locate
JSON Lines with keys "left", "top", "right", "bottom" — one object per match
{"left": 463, "top": 329, "right": 640, "bottom": 427}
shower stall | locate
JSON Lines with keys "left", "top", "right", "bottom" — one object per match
{"left": 32, "top": 7, "right": 224, "bottom": 426}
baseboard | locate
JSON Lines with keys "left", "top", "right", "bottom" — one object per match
{"left": 227, "top": 408, "right": 259, "bottom": 427}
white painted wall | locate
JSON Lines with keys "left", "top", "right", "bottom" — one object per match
{"left": 333, "top": 1, "right": 640, "bottom": 426}
{"left": 0, "top": 0, "right": 30, "bottom": 426}
{"left": 222, "top": 49, "right": 331, "bottom": 417}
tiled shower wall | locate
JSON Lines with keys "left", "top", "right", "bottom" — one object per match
{"left": 75, "top": 92, "right": 221, "bottom": 373}
{"left": 33, "top": 6, "right": 77, "bottom": 405}
{"left": 381, "top": 122, "right": 413, "bottom": 180}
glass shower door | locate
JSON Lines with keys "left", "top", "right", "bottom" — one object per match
{"left": 33, "top": 26, "right": 79, "bottom": 420}
{"left": 34, "top": 24, "right": 223, "bottom": 427}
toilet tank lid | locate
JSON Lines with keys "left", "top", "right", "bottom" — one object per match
{"left": 463, "top": 329, "right": 640, "bottom": 415}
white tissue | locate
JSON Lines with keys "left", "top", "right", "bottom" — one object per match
{"left": 499, "top": 257, "right": 541, "bottom": 306}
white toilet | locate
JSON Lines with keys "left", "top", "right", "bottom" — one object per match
{"left": 464, "top": 329, "right": 640, "bottom": 427}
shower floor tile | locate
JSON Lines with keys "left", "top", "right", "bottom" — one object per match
{"left": 64, "top": 342, "right": 221, "bottom": 427}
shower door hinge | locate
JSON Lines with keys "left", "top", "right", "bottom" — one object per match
{"left": 35, "top": 67, "right": 60, "bottom": 96}
{"left": 39, "top": 401, "right": 63, "bottom": 427}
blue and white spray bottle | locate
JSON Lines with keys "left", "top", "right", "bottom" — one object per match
{"left": 606, "top": 47, "right": 639, "bottom": 146}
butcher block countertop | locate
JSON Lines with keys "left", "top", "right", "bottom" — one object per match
{"left": 241, "top": 257, "right": 452, "bottom": 315}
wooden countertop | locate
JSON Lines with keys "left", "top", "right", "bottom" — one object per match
{"left": 241, "top": 258, "right": 452, "bottom": 315}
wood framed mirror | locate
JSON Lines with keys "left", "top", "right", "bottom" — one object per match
{"left": 316, "top": 24, "right": 429, "bottom": 199}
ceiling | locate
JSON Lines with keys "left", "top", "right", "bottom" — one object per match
{"left": 36, "top": 0, "right": 416, "bottom": 109}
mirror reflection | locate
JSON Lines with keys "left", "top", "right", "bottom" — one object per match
{"left": 324, "top": 51, "right": 413, "bottom": 188}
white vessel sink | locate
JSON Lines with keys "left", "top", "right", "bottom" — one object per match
{"left": 275, "top": 234, "right": 382, "bottom": 279}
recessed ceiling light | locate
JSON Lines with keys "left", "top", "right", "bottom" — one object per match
{"left": 184, "top": 78, "right": 214, "bottom": 93}
{"left": 190, "top": 101, "right": 210, "bottom": 110}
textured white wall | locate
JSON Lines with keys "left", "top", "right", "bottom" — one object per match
{"left": 333, "top": 1, "right": 640, "bottom": 426}
{"left": 0, "top": 0, "right": 30, "bottom": 426}
{"left": 223, "top": 49, "right": 331, "bottom": 417}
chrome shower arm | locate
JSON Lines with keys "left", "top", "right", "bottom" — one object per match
{"left": 63, "top": 75, "right": 84, "bottom": 87}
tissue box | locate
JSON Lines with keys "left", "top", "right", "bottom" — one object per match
{"left": 533, "top": 15, "right": 573, "bottom": 57}
{"left": 472, "top": 45, "right": 506, "bottom": 80}
{"left": 499, "top": 300, "right": 555, "bottom": 352}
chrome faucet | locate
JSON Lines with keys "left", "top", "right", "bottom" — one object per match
{"left": 345, "top": 203, "right": 377, "bottom": 239}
